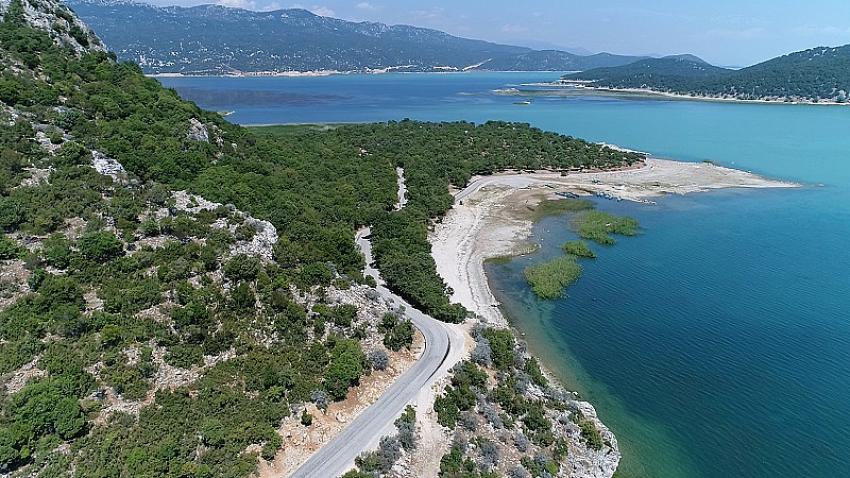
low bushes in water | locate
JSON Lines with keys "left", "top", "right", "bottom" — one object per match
{"left": 562, "top": 240, "right": 596, "bottom": 258}
{"left": 573, "top": 210, "right": 639, "bottom": 245}
{"left": 523, "top": 256, "right": 582, "bottom": 300}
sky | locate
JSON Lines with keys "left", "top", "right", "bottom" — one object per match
{"left": 146, "top": 0, "right": 850, "bottom": 66}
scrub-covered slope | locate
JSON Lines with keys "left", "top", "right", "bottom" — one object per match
{"left": 0, "top": 1, "right": 639, "bottom": 476}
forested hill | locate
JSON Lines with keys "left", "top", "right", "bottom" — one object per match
{"left": 565, "top": 47, "right": 850, "bottom": 103}
{"left": 0, "top": 0, "right": 641, "bottom": 475}
{"left": 65, "top": 0, "right": 647, "bottom": 74}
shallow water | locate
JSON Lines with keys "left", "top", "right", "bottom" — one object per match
{"left": 161, "top": 73, "right": 850, "bottom": 478}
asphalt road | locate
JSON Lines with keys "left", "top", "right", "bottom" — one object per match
{"left": 289, "top": 228, "right": 457, "bottom": 478}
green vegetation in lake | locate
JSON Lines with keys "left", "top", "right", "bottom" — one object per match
{"left": 524, "top": 256, "right": 583, "bottom": 299}
{"left": 531, "top": 198, "right": 594, "bottom": 221}
{"left": 573, "top": 211, "right": 640, "bottom": 246}
{"left": 563, "top": 240, "right": 596, "bottom": 258}
{"left": 525, "top": 208, "right": 638, "bottom": 299}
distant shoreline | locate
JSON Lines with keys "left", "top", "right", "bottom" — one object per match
{"left": 553, "top": 83, "right": 850, "bottom": 107}
{"left": 153, "top": 71, "right": 850, "bottom": 108}
{"left": 147, "top": 69, "right": 569, "bottom": 79}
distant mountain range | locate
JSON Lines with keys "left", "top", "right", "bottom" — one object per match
{"left": 564, "top": 47, "right": 850, "bottom": 103}
{"left": 66, "top": 0, "right": 647, "bottom": 75}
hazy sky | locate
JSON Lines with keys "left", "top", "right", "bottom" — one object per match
{"left": 147, "top": 0, "right": 850, "bottom": 66}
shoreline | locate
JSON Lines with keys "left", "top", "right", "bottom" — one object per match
{"left": 545, "top": 83, "right": 850, "bottom": 107}
{"left": 151, "top": 71, "right": 846, "bottom": 107}
{"left": 427, "top": 158, "right": 797, "bottom": 475}
{"left": 430, "top": 157, "right": 797, "bottom": 325}
{"left": 146, "top": 70, "right": 568, "bottom": 79}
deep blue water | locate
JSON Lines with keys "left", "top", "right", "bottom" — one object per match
{"left": 161, "top": 73, "right": 850, "bottom": 478}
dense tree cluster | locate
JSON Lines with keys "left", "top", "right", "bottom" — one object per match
{"left": 379, "top": 312, "right": 415, "bottom": 351}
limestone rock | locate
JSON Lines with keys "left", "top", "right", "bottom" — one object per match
{"left": 230, "top": 217, "right": 278, "bottom": 262}
{"left": 91, "top": 150, "right": 126, "bottom": 181}
{"left": 0, "top": 0, "right": 104, "bottom": 54}
{"left": 187, "top": 118, "right": 210, "bottom": 142}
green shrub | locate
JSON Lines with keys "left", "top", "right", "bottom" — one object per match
{"left": 380, "top": 313, "right": 415, "bottom": 351}
{"left": 223, "top": 254, "right": 261, "bottom": 282}
{"left": 165, "top": 344, "right": 204, "bottom": 368}
{"left": 77, "top": 231, "right": 124, "bottom": 261}
{"left": 324, "top": 339, "right": 365, "bottom": 400}
{"left": 0, "top": 375, "right": 89, "bottom": 468}
{"left": 300, "top": 410, "right": 313, "bottom": 426}
{"left": 579, "top": 419, "right": 605, "bottom": 450}
{"left": 100, "top": 278, "right": 161, "bottom": 315}
{"left": 482, "top": 328, "right": 515, "bottom": 371}
{"left": 435, "top": 361, "right": 487, "bottom": 428}
{"left": 524, "top": 357, "right": 548, "bottom": 387}
{"left": 0, "top": 235, "right": 21, "bottom": 260}
{"left": 331, "top": 304, "right": 357, "bottom": 328}
{"left": 41, "top": 233, "right": 72, "bottom": 267}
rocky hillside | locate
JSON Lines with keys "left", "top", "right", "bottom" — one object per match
{"left": 66, "top": 0, "right": 647, "bottom": 74}
{"left": 0, "top": 1, "right": 415, "bottom": 475}
{"left": 0, "top": 0, "right": 101, "bottom": 53}
{"left": 0, "top": 1, "right": 626, "bottom": 477}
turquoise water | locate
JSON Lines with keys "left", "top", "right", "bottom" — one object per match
{"left": 161, "top": 73, "right": 850, "bottom": 478}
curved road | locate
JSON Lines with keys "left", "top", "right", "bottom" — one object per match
{"left": 289, "top": 228, "right": 460, "bottom": 478}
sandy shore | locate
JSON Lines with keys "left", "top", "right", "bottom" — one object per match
{"left": 429, "top": 158, "right": 797, "bottom": 324}
{"left": 538, "top": 83, "right": 850, "bottom": 107}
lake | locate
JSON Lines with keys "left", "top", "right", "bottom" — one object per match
{"left": 160, "top": 73, "right": 850, "bottom": 478}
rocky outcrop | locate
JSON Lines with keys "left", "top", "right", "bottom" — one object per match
{"left": 566, "top": 402, "right": 620, "bottom": 478}
{"left": 1, "top": 103, "right": 22, "bottom": 126}
{"left": 3, "top": 357, "right": 46, "bottom": 395}
{"left": 187, "top": 118, "right": 210, "bottom": 143}
{"left": 172, "top": 190, "right": 279, "bottom": 262}
{"left": 0, "top": 0, "right": 104, "bottom": 54}
{"left": 230, "top": 217, "right": 278, "bottom": 262}
{"left": 187, "top": 117, "right": 224, "bottom": 147}
{"left": 91, "top": 150, "right": 127, "bottom": 181}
